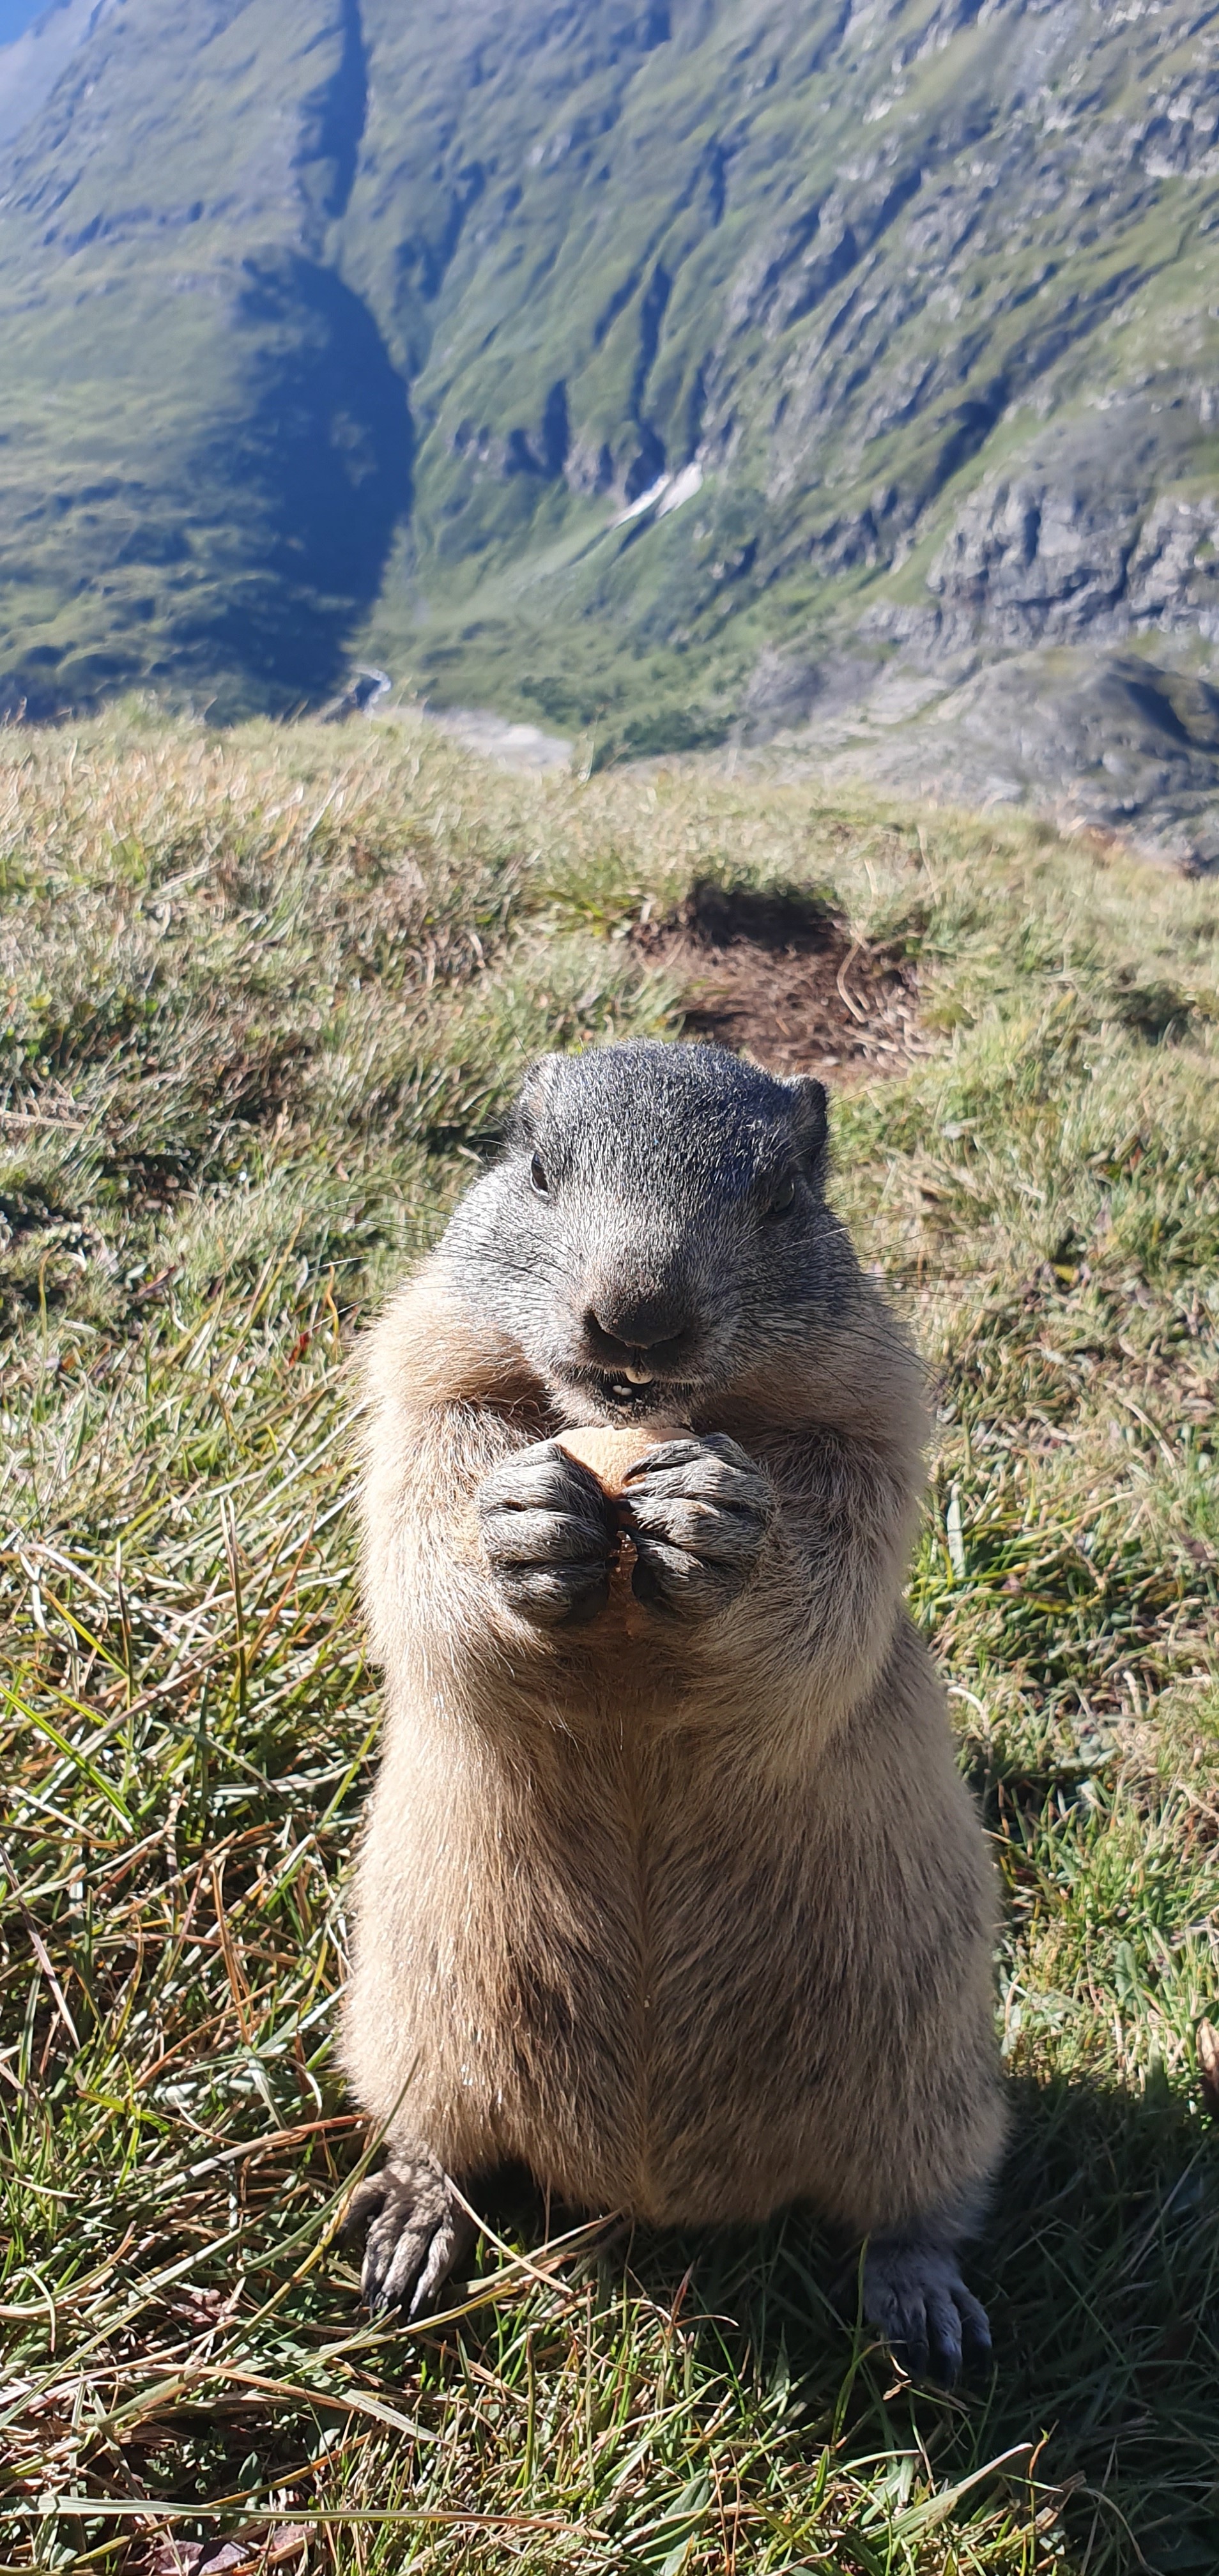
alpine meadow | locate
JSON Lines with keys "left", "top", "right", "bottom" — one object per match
{"left": 1, "top": 706, "right": 1218, "bottom": 2574}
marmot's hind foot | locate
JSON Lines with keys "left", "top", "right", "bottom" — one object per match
{"left": 862, "top": 2237, "right": 992, "bottom": 2386}
{"left": 346, "top": 2152, "right": 475, "bottom": 2320}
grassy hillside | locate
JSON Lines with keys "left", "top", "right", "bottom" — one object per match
{"left": 1, "top": 710, "right": 1218, "bottom": 2573}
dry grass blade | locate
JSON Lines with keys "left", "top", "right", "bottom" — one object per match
{"left": 1197, "top": 2022, "right": 1219, "bottom": 2126}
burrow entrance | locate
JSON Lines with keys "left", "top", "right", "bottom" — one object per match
{"left": 632, "top": 880, "right": 921, "bottom": 1075}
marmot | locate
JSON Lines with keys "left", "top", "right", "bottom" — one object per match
{"left": 343, "top": 1041, "right": 1006, "bottom": 2380}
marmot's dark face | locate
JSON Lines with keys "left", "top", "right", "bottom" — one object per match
{"left": 444, "top": 1041, "right": 848, "bottom": 1421}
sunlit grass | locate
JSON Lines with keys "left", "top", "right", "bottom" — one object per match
{"left": 1, "top": 705, "right": 1217, "bottom": 2573}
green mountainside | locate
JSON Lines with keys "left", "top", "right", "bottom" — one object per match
{"left": 3, "top": 0, "right": 1219, "bottom": 827}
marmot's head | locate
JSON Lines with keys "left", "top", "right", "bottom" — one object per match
{"left": 442, "top": 1040, "right": 855, "bottom": 1422}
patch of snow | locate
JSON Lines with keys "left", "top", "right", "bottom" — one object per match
{"left": 612, "top": 475, "right": 671, "bottom": 528}
{"left": 611, "top": 461, "right": 705, "bottom": 530}
{"left": 657, "top": 461, "right": 703, "bottom": 516}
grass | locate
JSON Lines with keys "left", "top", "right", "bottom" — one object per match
{"left": 0, "top": 703, "right": 1217, "bottom": 2575}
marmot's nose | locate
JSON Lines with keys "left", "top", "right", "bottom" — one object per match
{"left": 585, "top": 1288, "right": 692, "bottom": 1354}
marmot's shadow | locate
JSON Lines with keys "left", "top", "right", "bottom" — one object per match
{"left": 468, "top": 2079, "right": 1218, "bottom": 2574}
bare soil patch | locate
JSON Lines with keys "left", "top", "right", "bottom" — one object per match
{"left": 633, "top": 879, "right": 921, "bottom": 1074}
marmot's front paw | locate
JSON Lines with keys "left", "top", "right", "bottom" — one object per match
{"left": 623, "top": 1435, "right": 775, "bottom": 1620}
{"left": 345, "top": 2150, "right": 475, "bottom": 2320}
{"left": 477, "top": 1439, "right": 618, "bottom": 1627}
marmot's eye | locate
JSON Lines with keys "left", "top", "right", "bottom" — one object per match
{"left": 529, "top": 1152, "right": 549, "bottom": 1197}
{"left": 766, "top": 1176, "right": 797, "bottom": 1217}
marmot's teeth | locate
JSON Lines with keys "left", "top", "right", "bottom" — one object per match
{"left": 623, "top": 1366, "right": 654, "bottom": 1385}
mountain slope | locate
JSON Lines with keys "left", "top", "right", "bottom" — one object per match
{"left": 2, "top": 0, "right": 1219, "bottom": 808}
{"left": 0, "top": 0, "right": 408, "bottom": 714}
{"left": 0, "top": 0, "right": 112, "bottom": 145}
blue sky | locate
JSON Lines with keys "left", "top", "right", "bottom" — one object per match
{"left": 0, "top": 1, "right": 47, "bottom": 42}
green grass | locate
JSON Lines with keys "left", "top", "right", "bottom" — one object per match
{"left": 1, "top": 705, "right": 1218, "bottom": 2574}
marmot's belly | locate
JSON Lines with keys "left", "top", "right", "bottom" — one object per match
{"left": 468, "top": 1771, "right": 974, "bottom": 2230}
{"left": 496, "top": 1942, "right": 842, "bottom": 2227}
{"left": 516, "top": 2053, "right": 834, "bottom": 2227}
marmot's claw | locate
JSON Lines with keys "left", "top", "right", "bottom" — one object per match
{"left": 622, "top": 1434, "right": 774, "bottom": 1618}
{"left": 477, "top": 1441, "right": 617, "bottom": 1626}
{"left": 346, "top": 2155, "right": 475, "bottom": 2321}
{"left": 623, "top": 1434, "right": 758, "bottom": 1481}
{"left": 861, "top": 2237, "right": 992, "bottom": 2386}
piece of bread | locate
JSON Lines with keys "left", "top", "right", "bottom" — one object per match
{"left": 555, "top": 1423, "right": 671, "bottom": 1497}
{"left": 554, "top": 1426, "right": 678, "bottom": 1635}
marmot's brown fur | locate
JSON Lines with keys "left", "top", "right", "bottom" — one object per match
{"left": 343, "top": 1041, "right": 1006, "bottom": 2379}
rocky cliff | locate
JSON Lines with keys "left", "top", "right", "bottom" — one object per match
{"left": 2, "top": 0, "right": 1219, "bottom": 846}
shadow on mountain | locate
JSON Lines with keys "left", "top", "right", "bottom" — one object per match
{"left": 181, "top": 250, "right": 412, "bottom": 716}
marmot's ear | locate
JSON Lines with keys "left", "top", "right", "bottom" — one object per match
{"left": 787, "top": 1075, "right": 829, "bottom": 1166}
{"left": 505, "top": 1053, "right": 563, "bottom": 1144}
